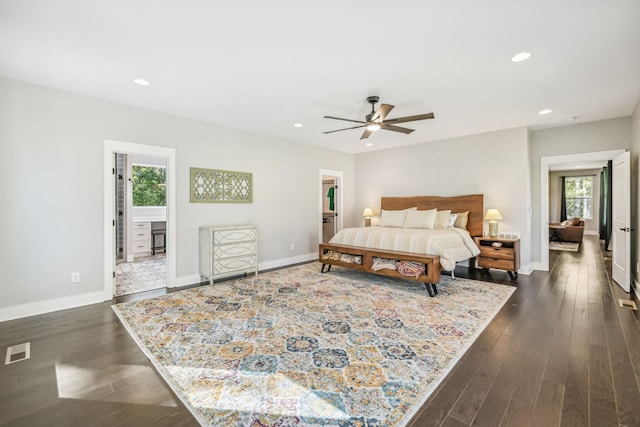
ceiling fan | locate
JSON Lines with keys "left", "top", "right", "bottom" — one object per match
{"left": 323, "top": 96, "right": 435, "bottom": 140}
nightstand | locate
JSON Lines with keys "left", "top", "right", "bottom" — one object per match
{"left": 474, "top": 236, "right": 520, "bottom": 279}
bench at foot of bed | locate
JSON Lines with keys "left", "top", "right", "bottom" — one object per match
{"left": 318, "top": 243, "right": 441, "bottom": 297}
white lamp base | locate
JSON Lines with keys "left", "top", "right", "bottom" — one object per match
{"left": 488, "top": 221, "right": 498, "bottom": 237}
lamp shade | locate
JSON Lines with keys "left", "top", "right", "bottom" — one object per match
{"left": 362, "top": 208, "right": 374, "bottom": 217}
{"left": 484, "top": 209, "right": 503, "bottom": 221}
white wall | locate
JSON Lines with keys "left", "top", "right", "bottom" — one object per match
{"left": 354, "top": 127, "right": 533, "bottom": 270}
{"left": 0, "top": 77, "right": 354, "bottom": 315}
{"left": 529, "top": 117, "right": 632, "bottom": 267}
{"left": 549, "top": 168, "right": 602, "bottom": 234}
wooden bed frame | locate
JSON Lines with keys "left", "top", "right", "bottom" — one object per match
{"left": 318, "top": 194, "right": 483, "bottom": 296}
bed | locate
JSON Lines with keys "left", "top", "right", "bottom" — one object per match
{"left": 318, "top": 194, "right": 483, "bottom": 296}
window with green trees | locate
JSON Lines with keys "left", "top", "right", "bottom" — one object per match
{"left": 132, "top": 165, "right": 166, "bottom": 206}
{"left": 564, "top": 176, "right": 592, "bottom": 219}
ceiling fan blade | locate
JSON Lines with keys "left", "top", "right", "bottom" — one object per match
{"left": 383, "top": 112, "right": 435, "bottom": 124}
{"left": 323, "top": 124, "right": 367, "bottom": 134}
{"left": 381, "top": 124, "right": 415, "bottom": 134}
{"left": 323, "top": 115, "right": 367, "bottom": 124}
{"left": 370, "top": 104, "right": 394, "bottom": 122}
{"left": 360, "top": 128, "right": 374, "bottom": 140}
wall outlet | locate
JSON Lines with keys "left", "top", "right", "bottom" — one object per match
{"left": 71, "top": 272, "right": 80, "bottom": 283}
{"left": 290, "top": 243, "right": 295, "bottom": 251}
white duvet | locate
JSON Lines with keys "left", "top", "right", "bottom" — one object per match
{"left": 329, "top": 226, "right": 480, "bottom": 271}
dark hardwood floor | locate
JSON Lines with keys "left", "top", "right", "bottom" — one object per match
{"left": 1, "top": 235, "right": 638, "bottom": 426}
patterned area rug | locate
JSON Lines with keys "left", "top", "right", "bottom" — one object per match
{"left": 549, "top": 241, "right": 579, "bottom": 252}
{"left": 112, "top": 263, "right": 514, "bottom": 426}
{"left": 115, "top": 253, "right": 166, "bottom": 296}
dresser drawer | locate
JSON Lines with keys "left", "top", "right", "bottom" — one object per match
{"left": 132, "top": 240, "right": 151, "bottom": 253}
{"left": 214, "top": 228, "right": 257, "bottom": 245}
{"left": 478, "top": 246, "right": 514, "bottom": 260}
{"left": 213, "top": 242, "right": 256, "bottom": 259}
{"left": 478, "top": 257, "right": 515, "bottom": 271}
{"left": 212, "top": 255, "right": 257, "bottom": 276}
{"left": 132, "top": 228, "right": 151, "bottom": 241}
{"left": 133, "top": 222, "right": 151, "bottom": 230}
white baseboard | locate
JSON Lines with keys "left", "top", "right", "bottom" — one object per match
{"left": 584, "top": 230, "right": 599, "bottom": 236}
{"left": 633, "top": 279, "right": 639, "bottom": 301}
{"left": 0, "top": 291, "right": 108, "bottom": 322}
{"left": 517, "top": 264, "right": 533, "bottom": 275}
{"left": 174, "top": 274, "right": 202, "bottom": 288}
{"left": 259, "top": 252, "right": 317, "bottom": 271}
{"left": 172, "top": 253, "right": 318, "bottom": 289}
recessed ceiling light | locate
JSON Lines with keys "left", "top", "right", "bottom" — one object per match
{"left": 365, "top": 142, "right": 373, "bottom": 147}
{"left": 510, "top": 52, "right": 531, "bottom": 63}
{"left": 133, "top": 78, "right": 150, "bottom": 86}
{"left": 293, "top": 123, "right": 303, "bottom": 128}
{"left": 563, "top": 116, "right": 578, "bottom": 122}
{"left": 538, "top": 109, "right": 552, "bottom": 115}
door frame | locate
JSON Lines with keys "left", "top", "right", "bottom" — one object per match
{"left": 319, "top": 169, "right": 343, "bottom": 245}
{"left": 611, "top": 151, "right": 631, "bottom": 292}
{"left": 540, "top": 149, "right": 625, "bottom": 271}
{"left": 103, "top": 139, "right": 177, "bottom": 299}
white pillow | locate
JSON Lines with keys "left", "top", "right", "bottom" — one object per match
{"left": 404, "top": 208, "right": 437, "bottom": 229}
{"left": 379, "top": 209, "right": 408, "bottom": 227}
{"left": 435, "top": 210, "right": 452, "bottom": 228}
{"left": 447, "top": 213, "right": 458, "bottom": 227}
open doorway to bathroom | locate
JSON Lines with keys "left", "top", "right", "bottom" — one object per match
{"left": 114, "top": 153, "right": 167, "bottom": 296}
{"left": 319, "top": 169, "right": 343, "bottom": 244}
{"left": 104, "top": 139, "right": 176, "bottom": 300}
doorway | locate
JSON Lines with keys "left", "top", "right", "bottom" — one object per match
{"left": 114, "top": 153, "right": 168, "bottom": 296}
{"left": 103, "top": 140, "right": 176, "bottom": 300}
{"left": 319, "top": 169, "right": 343, "bottom": 244}
{"left": 540, "top": 149, "right": 626, "bottom": 273}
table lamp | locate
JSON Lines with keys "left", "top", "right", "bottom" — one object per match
{"left": 362, "top": 208, "right": 373, "bottom": 227}
{"left": 484, "top": 208, "right": 503, "bottom": 237}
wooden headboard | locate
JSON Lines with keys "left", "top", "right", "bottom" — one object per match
{"left": 380, "top": 194, "right": 484, "bottom": 237}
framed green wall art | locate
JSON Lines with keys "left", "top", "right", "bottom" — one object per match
{"left": 190, "top": 167, "right": 253, "bottom": 203}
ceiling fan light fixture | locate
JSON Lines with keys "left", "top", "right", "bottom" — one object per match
{"left": 367, "top": 123, "right": 381, "bottom": 131}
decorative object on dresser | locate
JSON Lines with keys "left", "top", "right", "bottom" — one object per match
{"left": 362, "top": 207, "right": 374, "bottom": 226}
{"left": 484, "top": 208, "right": 503, "bottom": 237}
{"left": 474, "top": 236, "right": 520, "bottom": 279}
{"left": 199, "top": 225, "right": 257, "bottom": 285}
{"left": 190, "top": 167, "right": 253, "bottom": 203}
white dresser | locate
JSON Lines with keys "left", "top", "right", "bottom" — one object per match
{"left": 199, "top": 225, "right": 258, "bottom": 284}
{"left": 131, "top": 221, "right": 151, "bottom": 255}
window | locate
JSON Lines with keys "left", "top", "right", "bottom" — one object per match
{"left": 132, "top": 165, "right": 166, "bottom": 206}
{"left": 564, "top": 176, "right": 592, "bottom": 219}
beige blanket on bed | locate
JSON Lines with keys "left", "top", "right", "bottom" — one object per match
{"left": 329, "top": 226, "right": 480, "bottom": 271}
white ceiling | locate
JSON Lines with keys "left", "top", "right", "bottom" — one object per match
{"left": 1, "top": 0, "right": 639, "bottom": 154}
